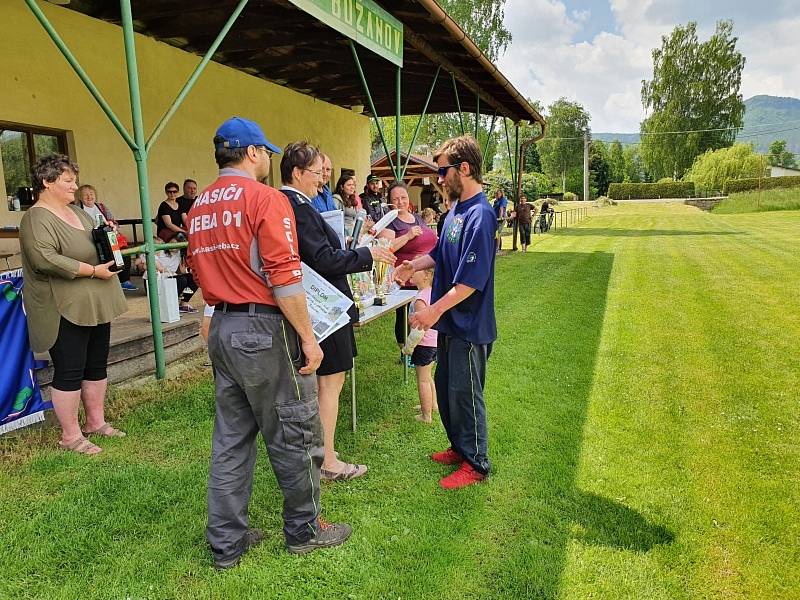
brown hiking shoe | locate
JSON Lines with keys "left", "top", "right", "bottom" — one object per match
{"left": 286, "top": 517, "right": 352, "bottom": 555}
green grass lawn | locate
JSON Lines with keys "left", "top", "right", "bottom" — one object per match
{"left": 1, "top": 202, "right": 798, "bottom": 599}
{"left": 712, "top": 186, "right": 800, "bottom": 213}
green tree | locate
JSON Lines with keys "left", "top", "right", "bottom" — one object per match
{"left": 371, "top": 0, "right": 512, "bottom": 169}
{"left": 589, "top": 140, "right": 611, "bottom": 198}
{"left": 563, "top": 169, "right": 586, "bottom": 197}
{"left": 537, "top": 98, "right": 590, "bottom": 192}
{"left": 520, "top": 171, "right": 552, "bottom": 200}
{"left": 483, "top": 170, "right": 513, "bottom": 197}
{"left": 523, "top": 140, "right": 543, "bottom": 173}
{"left": 640, "top": 20, "right": 746, "bottom": 180}
{"left": 608, "top": 140, "right": 625, "bottom": 184}
{"left": 767, "top": 140, "right": 798, "bottom": 169}
{"left": 623, "top": 146, "right": 644, "bottom": 182}
{"left": 438, "top": 0, "right": 512, "bottom": 62}
{"left": 1, "top": 131, "right": 31, "bottom": 196}
{"left": 493, "top": 101, "right": 544, "bottom": 176}
{"left": 683, "top": 143, "right": 767, "bottom": 194}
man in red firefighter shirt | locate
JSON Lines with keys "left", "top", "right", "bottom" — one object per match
{"left": 187, "top": 117, "right": 351, "bottom": 568}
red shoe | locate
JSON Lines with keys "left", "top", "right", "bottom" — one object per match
{"left": 430, "top": 447, "right": 463, "bottom": 465}
{"left": 439, "top": 461, "right": 486, "bottom": 489}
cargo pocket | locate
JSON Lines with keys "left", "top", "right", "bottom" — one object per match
{"left": 230, "top": 332, "right": 272, "bottom": 352}
{"left": 230, "top": 332, "right": 273, "bottom": 386}
{"left": 276, "top": 400, "right": 318, "bottom": 450}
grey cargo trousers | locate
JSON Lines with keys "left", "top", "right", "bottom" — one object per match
{"left": 206, "top": 307, "right": 323, "bottom": 561}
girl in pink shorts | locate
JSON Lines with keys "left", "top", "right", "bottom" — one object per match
{"left": 404, "top": 266, "right": 438, "bottom": 423}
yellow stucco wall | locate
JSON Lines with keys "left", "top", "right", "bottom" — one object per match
{"left": 0, "top": 2, "right": 372, "bottom": 263}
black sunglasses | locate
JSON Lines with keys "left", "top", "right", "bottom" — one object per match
{"left": 437, "top": 163, "right": 461, "bottom": 178}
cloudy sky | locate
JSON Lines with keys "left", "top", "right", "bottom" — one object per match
{"left": 497, "top": 0, "right": 800, "bottom": 132}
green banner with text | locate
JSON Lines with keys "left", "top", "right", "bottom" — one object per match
{"left": 288, "top": 0, "right": 403, "bottom": 67}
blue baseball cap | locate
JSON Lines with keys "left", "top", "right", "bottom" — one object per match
{"left": 214, "top": 117, "right": 281, "bottom": 154}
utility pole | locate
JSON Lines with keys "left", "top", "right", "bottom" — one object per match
{"left": 583, "top": 130, "right": 590, "bottom": 202}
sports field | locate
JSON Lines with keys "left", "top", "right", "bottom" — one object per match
{"left": 1, "top": 202, "right": 797, "bottom": 599}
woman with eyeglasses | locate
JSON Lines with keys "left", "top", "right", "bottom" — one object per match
{"left": 280, "top": 141, "right": 395, "bottom": 481}
{"left": 156, "top": 181, "right": 188, "bottom": 242}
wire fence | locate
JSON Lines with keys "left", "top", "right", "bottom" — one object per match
{"left": 505, "top": 206, "right": 590, "bottom": 247}
{"left": 550, "top": 207, "right": 589, "bottom": 230}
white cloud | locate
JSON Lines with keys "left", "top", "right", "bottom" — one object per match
{"left": 499, "top": 0, "right": 799, "bottom": 132}
{"left": 499, "top": 0, "right": 652, "bottom": 132}
{"left": 738, "top": 17, "right": 800, "bottom": 101}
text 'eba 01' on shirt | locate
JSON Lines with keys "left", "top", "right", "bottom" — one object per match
{"left": 185, "top": 170, "right": 303, "bottom": 307}
{"left": 429, "top": 191, "right": 497, "bottom": 345}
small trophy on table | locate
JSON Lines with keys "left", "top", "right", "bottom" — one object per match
{"left": 349, "top": 275, "right": 365, "bottom": 318}
{"left": 372, "top": 238, "right": 392, "bottom": 305}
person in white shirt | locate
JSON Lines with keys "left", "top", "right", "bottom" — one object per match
{"left": 135, "top": 237, "right": 198, "bottom": 313}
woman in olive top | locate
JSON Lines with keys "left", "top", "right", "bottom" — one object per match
{"left": 19, "top": 154, "right": 127, "bottom": 455}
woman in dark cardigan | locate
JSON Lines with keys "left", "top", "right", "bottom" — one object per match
{"left": 280, "top": 141, "right": 395, "bottom": 481}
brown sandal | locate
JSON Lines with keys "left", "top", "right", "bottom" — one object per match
{"left": 59, "top": 437, "right": 102, "bottom": 455}
{"left": 83, "top": 423, "right": 126, "bottom": 438}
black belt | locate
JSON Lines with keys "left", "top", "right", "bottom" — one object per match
{"left": 217, "top": 302, "right": 281, "bottom": 315}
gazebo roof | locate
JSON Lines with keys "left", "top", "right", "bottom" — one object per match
{"left": 62, "top": 0, "right": 544, "bottom": 127}
{"left": 371, "top": 151, "right": 437, "bottom": 186}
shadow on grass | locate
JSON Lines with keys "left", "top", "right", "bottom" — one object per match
{"left": 480, "top": 250, "right": 673, "bottom": 597}
{"left": 349, "top": 251, "right": 674, "bottom": 598}
{"left": 553, "top": 228, "right": 744, "bottom": 237}
{"left": 569, "top": 491, "right": 673, "bottom": 551}
{"left": 0, "top": 251, "right": 673, "bottom": 599}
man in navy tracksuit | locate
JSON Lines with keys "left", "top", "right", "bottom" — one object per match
{"left": 393, "top": 135, "right": 496, "bottom": 489}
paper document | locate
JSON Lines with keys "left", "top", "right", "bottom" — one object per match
{"left": 358, "top": 209, "right": 398, "bottom": 246}
{"left": 320, "top": 210, "right": 346, "bottom": 250}
{"left": 302, "top": 262, "right": 353, "bottom": 342}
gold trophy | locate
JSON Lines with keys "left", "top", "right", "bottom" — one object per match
{"left": 348, "top": 273, "right": 365, "bottom": 318}
{"left": 372, "top": 238, "right": 391, "bottom": 306}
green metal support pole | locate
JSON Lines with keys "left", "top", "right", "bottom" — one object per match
{"left": 481, "top": 110, "right": 498, "bottom": 169}
{"left": 121, "top": 242, "right": 188, "bottom": 257}
{"left": 401, "top": 66, "right": 441, "bottom": 179}
{"left": 146, "top": 0, "right": 250, "bottom": 152}
{"left": 503, "top": 118, "right": 515, "bottom": 186}
{"left": 514, "top": 124, "right": 520, "bottom": 202}
{"left": 451, "top": 73, "right": 465, "bottom": 135}
{"left": 120, "top": 0, "right": 166, "bottom": 378}
{"left": 23, "top": 0, "right": 137, "bottom": 151}
{"left": 350, "top": 41, "right": 395, "bottom": 177}
{"left": 395, "top": 66, "right": 401, "bottom": 181}
{"left": 474, "top": 94, "right": 480, "bottom": 140}
{"left": 512, "top": 124, "right": 520, "bottom": 251}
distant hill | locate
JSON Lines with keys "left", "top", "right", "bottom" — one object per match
{"left": 738, "top": 95, "right": 800, "bottom": 154}
{"left": 592, "top": 96, "right": 800, "bottom": 155}
{"left": 592, "top": 132, "right": 640, "bottom": 145}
